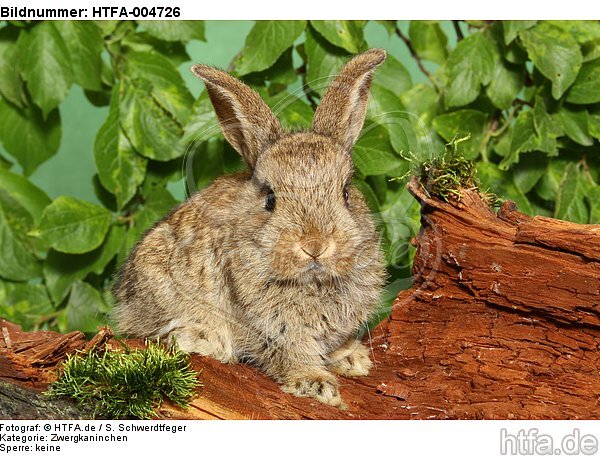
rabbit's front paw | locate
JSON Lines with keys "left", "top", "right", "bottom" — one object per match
{"left": 328, "top": 340, "right": 372, "bottom": 377}
{"left": 169, "top": 325, "right": 238, "bottom": 363}
{"left": 281, "top": 371, "right": 345, "bottom": 408}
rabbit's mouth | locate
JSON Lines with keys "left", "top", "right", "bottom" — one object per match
{"left": 303, "top": 260, "right": 324, "bottom": 273}
{"left": 297, "top": 259, "right": 331, "bottom": 281}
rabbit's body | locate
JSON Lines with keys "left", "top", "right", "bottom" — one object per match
{"left": 115, "top": 50, "right": 388, "bottom": 407}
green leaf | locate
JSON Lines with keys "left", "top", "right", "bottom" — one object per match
{"left": 310, "top": 21, "right": 365, "bottom": 54}
{"left": 367, "top": 85, "right": 414, "bottom": 156}
{"left": 44, "top": 225, "right": 125, "bottom": 304}
{"left": 588, "top": 106, "right": 600, "bottom": 139}
{"left": 536, "top": 159, "right": 569, "bottom": 202}
{"left": 581, "top": 38, "right": 600, "bottom": 63}
{"left": 500, "top": 109, "right": 539, "bottom": 170}
{"left": 222, "top": 143, "right": 245, "bottom": 174}
{"left": 0, "top": 281, "right": 52, "bottom": 331}
{"left": 100, "top": 58, "right": 115, "bottom": 88}
{"left": 378, "top": 186, "right": 420, "bottom": 268}
{"left": 555, "top": 163, "right": 589, "bottom": 223}
{"left": 305, "top": 25, "right": 350, "bottom": 95}
{"left": 267, "top": 92, "right": 314, "bottom": 130}
{"left": 0, "top": 189, "right": 42, "bottom": 254}
{"left": 504, "top": 41, "right": 529, "bottom": 64}
{"left": 556, "top": 106, "right": 593, "bottom": 146}
{"left": 565, "top": 58, "right": 600, "bottom": 105}
{"left": 144, "top": 158, "right": 185, "bottom": 188}
{"left": 0, "top": 100, "right": 61, "bottom": 176}
{"left": 399, "top": 84, "right": 446, "bottom": 159}
{"left": 34, "top": 196, "right": 112, "bottom": 254}
{"left": 532, "top": 97, "right": 559, "bottom": 156}
{"left": 376, "top": 21, "right": 397, "bottom": 37}
{"left": 477, "top": 162, "right": 533, "bottom": 214}
{"left": 54, "top": 21, "right": 103, "bottom": 91}
{"left": 512, "top": 151, "right": 547, "bottom": 194}
{"left": 0, "top": 194, "right": 41, "bottom": 281}
{"left": 65, "top": 281, "right": 106, "bottom": 333}
{"left": 236, "top": 21, "right": 306, "bottom": 75}
{"left": 119, "top": 79, "right": 185, "bottom": 161}
{"left": 409, "top": 21, "right": 448, "bottom": 64}
{"left": 371, "top": 83, "right": 443, "bottom": 162}
{"left": 0, "top": 168, "right": 51, "bottom": 224}
{"left": 139, "top": 186, "right": 178, "bottom": 225}
{"left": 187, "top": 139, "right": 225, "bottom": 193}
{"left": 519, "top": 22, "right": 582, "bottom": 100}
{"left": 251, "top": 47, "right": 298, "bottom": 87}
{"left": 94, "top": 20, "right": 119, "bottom": 37}
{"left": 588, "top": 186, "right": 600, "bottom": 224}
{"left": 0, "top": 27, "right": 26, "bottom": 107}
{"left": 352, "top": 124, "right": 401, "bottom": 176}
{"left": 502, "top": 20, "right": 537, "bottom": 44}
{"left": 549, "top": 21, "right": 600, "bottom": 44}
{"left": 486, "top": 59, "right": 524, "bottom": 110}
{"left": 94, "top": 90, "right": 147, "bottom": 210}
{"left": 365, "top": 174, "right": 388, "bottom": 205}
{"left": 118, "top": 187, "right": 177, "bottom": 266}
{"left": 580, "top": 168, "right": 597, "bottom": 194}
{"left": 400, "top": 83, "right": 441, "bottom": 124}
{"left": 126, "top": 51, "right": 194, "bottom": 126}
{"left": 18, "top": 21, "right": 72, "bottom": 117}
{"left": 444, "top": 31, "right": 496, "bottom": 108}
{"left": 368, "top": 84, "right": 405, "bottom": 121}
{"left": 121, "top": 32, "right": 191, "bottom": 67}
{"left": 138, "top": 20, "right": 206, "bottom": 42}
{"left": 432, "top": 109, "right": 489, "bottom": 160}
{"left": 373, "top": 54, "right": 412, "bottom": 96}
{"left": 92, "top": 174, "right": 117, "bottom": 212}
{"left": 353, "top": 179, "right": 380, "bottom": 213}
{"left": 0, "top": 187, "right": 32, "bottom": 234}
{"left": 182, "top": 91, "right": 221, "bottom": 144}
{"left": 0, "top": 154, "right": 12, "bottom": 170}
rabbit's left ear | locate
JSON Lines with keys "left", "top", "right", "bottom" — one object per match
{"left": 311, "top": 49, "right": 386, "bottom": 151}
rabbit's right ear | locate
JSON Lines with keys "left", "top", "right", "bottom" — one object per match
{"left": 191, "top": 65, "right": 283, "bottom": 169}
{"left": 312, "top": 49, "right": 386, "bottom": 152}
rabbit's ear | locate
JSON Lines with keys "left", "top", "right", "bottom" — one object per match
{"left": 191, "top": 65, "right": 283, "bottom": 169}
{"left": 311, "top": 49, "right": 386, "bottom": 151}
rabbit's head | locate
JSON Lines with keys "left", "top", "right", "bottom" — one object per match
{"left": 191, "top": 49, "right": 386, "bottom": 284}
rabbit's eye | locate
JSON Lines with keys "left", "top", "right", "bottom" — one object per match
{"left": 343, "top": 188, "right": 349, "bottom": 205}
{"left": 265, "top": 189, "right": 276, "bottom": 211}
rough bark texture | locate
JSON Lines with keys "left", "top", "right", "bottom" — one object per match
{"left": 1, "top": 178, "right": 599, "bottom": 419}
{"left": 0, "top": 320, "right": 110, "bottom": 419}
{"left": 0, "top": 380, "right": 95, "bottom": 420}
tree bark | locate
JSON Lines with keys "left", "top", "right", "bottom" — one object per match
{"left": 1, "top": 179, "right": 599, "bottom": 419}
{"left": 0, "top": 380, "right": 95, "bottom": 420}
{"left": 383, "top": 179, "right": 600, "bottom": 419}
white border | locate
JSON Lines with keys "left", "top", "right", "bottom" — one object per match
{"left": 2, "top": 0, "right": 599, "bottom": 19}
{"left": 1, "top": 420, "right": 600, "bottom": 456}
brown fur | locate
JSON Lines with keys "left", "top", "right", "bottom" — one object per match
{"left": 114, "top": 49, "right": 388, "bottom": 408}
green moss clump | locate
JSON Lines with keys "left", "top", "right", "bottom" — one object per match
{"left": 417, "top": 136, "right": 477, "bottom": 202}
{"left": 396, "top": 135, "right": 499, "bottom": 206}
{"left": 46, "top": 343, "right": 201, "bottom": 419}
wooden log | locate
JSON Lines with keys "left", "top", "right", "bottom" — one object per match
{"left": 408, "top": 181, "right": 600, "bottom": 327}
{"left": 1, "top": 178, "right": 598, "bottom": 419}
{"left": 0, "top": 380, "right": 95, "bottom": 420}
{"left": 392, "top": 178, "right": 600, "bottom": 418}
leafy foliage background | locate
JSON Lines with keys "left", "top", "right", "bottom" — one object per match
{"left": 0, "top": 20, "right": 598, "bottom": 333}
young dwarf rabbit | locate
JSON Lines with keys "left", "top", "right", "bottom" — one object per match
{"left": 114, "top": 49, "right": 387, "bottom": 408}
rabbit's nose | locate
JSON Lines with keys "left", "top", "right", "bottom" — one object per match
{"left": 298, "top": 238, "right": 332, "bottom": 259}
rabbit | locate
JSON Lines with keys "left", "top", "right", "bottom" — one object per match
{"left": 114, "top": 48, "right": 388, "bottom": 408}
